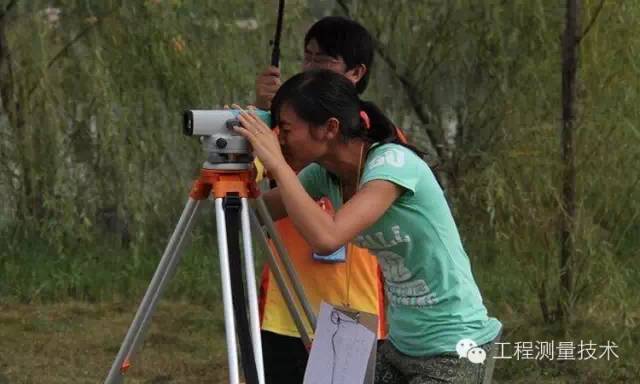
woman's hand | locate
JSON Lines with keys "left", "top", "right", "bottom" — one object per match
{"left": 233, "top": 108, "right": 288, "bottom": 178}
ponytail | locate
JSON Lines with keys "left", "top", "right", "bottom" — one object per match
{"left": 358, "top": 100, "right": 424, "bottom": 159}
{"left": 359, "top": 100, "right": 395, "bottom": 143}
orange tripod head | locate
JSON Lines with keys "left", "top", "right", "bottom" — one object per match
{"left": 190, "top": 168, "right": 260, "bottom": 201}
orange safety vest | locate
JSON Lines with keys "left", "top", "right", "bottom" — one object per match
{"left": 259, "top": 208, "right": 387, "bottom": 339}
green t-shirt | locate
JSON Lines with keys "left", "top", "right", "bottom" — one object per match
{"left": 298, "top": 143, "right": 501, "bottom": 357}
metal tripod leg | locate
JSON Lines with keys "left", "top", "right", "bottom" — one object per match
{"left": 253, "top": 197, "right": 317, "bottom": 330}
{"left": 248, "top": 208, "right": 313, "bottom": 347}
{"left": 240, "top": 198, "right": 264, "bottom": 382}
{"left": 215, "top": 197, "right": 265, "bottom": 384}
{"left": 104, "top": 198, "right": 203, "bottom": 384}
{"left": 214, "top": 198, "right": 240, "bottom": 384}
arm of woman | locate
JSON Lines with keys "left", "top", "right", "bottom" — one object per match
{"left": 260, "top": 187, "right": 287, "bottom": 221}
{"left": 275, "top": 166, "right": 403, "bottom": 254}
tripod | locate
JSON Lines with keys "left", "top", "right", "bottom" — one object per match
{"left": 104, "top": 157, "right": 316, "bottom": 384}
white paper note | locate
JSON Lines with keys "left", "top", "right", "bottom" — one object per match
{"left": 303, "top": 302, "right": 376, "bottom": 384}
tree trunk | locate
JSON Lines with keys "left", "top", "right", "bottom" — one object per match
{"left": 0, "top": 2, "right": 28, "bottom": 220}
{"left": 558, "top": 0, "right": 580, "bottom": 321}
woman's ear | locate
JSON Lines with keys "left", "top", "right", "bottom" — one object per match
{"left": 345, "top": 64, "right": 367, "bottom": 85}
{"left": 324, "top": 117, "right": 341, "bottom": 140}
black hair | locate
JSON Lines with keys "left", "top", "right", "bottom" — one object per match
{"left": 271, "top": 69, "right": 411, "bottom": 149}
{"left": 304, "top": 16, "right": 374, "bottom": 94}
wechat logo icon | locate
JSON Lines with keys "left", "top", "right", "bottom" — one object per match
{"left": 456, "top": 338, "right": 487, "bottom": 365}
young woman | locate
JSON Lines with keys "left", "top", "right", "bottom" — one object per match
{"left": 235, "top": 69, "right": 502, "bottom": 383}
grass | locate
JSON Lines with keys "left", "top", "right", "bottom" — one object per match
{"left": 0, "top": 301, "right": 229, "bottom": 384}
{"left": 491, "top": 304, "right": 639, "bottom": 383}
{"left": 474, "top": 250, "right": 640, "bottom": 383}
{"left": 0, "top": 229, "right": 270, "bottom": 304}
{"left": 0, "top": 298, "right": 637, "bottom": 383}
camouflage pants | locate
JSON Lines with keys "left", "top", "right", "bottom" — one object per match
{"left": 374, "top": 338, "right": 499, "bottom": 384}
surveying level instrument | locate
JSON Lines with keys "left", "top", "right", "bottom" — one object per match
{"left": 104, "top": 110, "right": 316, "bottom": 384}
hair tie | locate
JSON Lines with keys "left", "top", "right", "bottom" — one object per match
{"left": 359, "top": 110, "right": 370, "bottom": 130}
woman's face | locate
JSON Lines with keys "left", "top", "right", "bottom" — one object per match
{"left": 277, "top": 102, "right": 329, "bottom": 172}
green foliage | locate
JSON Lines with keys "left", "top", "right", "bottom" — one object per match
{"left": 0, "top": 0, "right": 310, "bottom": 249}
{"left": 0, "top": 230, "right": 223, "bottom": 304}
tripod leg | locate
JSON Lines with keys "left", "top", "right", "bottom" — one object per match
{"left": 240, "top": 198, "right": 264, "bottom": 383}
{"left": 254, "top": 197, "right": 317, "bottom": 329}
{"left": 214, "top": 198, "right": 241, "bottom": 384}
{"left": 130, "top": 198, "right": 201, "bottom": 352}
{"left": 104, "top": 198, "right": 202, "bottom": 384}
{"left": 248, "top": 208, "right": 313, "bottom": 348}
